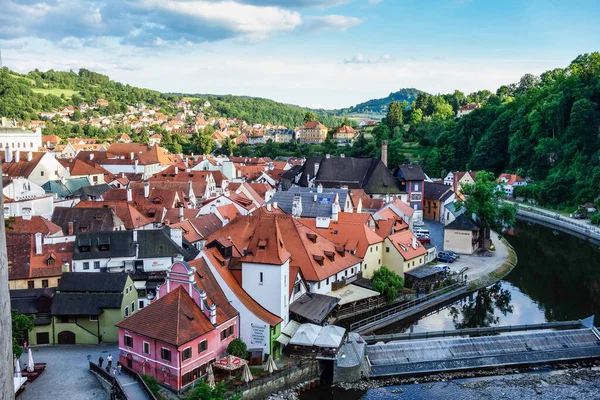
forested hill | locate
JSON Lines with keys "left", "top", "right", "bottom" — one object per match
{"left": 0, "top": 68, "right": 342, "bottom": 127}
{"left": 424, "top": 52, "right": 600, "bottom": 207}
{"left": 337, "top": 88, "right": 423, "bottom": 115}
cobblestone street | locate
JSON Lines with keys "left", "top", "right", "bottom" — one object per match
{"left": 18, "top": 344, "right": 118, "bottom": 400}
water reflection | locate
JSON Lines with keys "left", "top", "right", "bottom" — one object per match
{"left": 449, "top": 283, "right": 514, "bottom": 328}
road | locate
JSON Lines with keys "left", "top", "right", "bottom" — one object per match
{"left": 18, "top": 344, "right": 117, "bottom": 400}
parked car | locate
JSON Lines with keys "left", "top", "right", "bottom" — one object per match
{"left": 439, "top": 251, "right": 459, "bottom": 261}
{"left": 444, "top": 250, "right": 461, "bottom": 259}
{"left": 418, "top": 236, "right": 431, "bottom": 245}
{"left": 437, "top": 253, "right": 454, "bottom": 263}
{"left": 571, "top": 213, "right": 587, "bottom": 220}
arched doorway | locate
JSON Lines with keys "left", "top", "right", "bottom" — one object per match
{"left": 58, "top": 331, "right": 76, "bottom": 344}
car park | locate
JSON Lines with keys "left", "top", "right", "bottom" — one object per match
{"left": 437, "top": 253, "right": 454, "bottom": 263}
{"left": 439, "top": 251, "right": 459, "bottom": 261}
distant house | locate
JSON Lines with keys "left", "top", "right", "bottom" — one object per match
{"left": 2, "top": 150, "right": 70, "bottom": 186}
{"left": 453, "top": 171, "right": 477, "bottom": 199}
{"left": 383, "top": 230, "right": 427, "bottom": 277}
{"left": 423, "top": 182, "right": 455, "bottom": 223}
{"left": 296, "top": 121, "right": 328, "bottom": 144}
{"left": 359, "top": 120, "right": 378, "bottom": 127}
{"left": 394, "top": 164, "right": 426, "bottom": 222}
{"left": 497, "top": 173, "right": 527, "bottom": 197}
{"left": 443, "top": 214, "right": 480, "bottom": 254}
{"left": 456, "top": 103, "right": 482, "bottom": 118}
{"left": 0, "top": 118, "right": 42, "bottom": 151}
{"left": 116, "top": 259, "right": 239, "bottom": 392}
{"left": 332, "top": 125, "right": 359, "bottom": 145}
{"left": 50, "top": 272, "right": 139, "bottom": 344}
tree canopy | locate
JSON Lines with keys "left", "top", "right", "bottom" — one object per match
{"left": 371, "top": 266, "right": 404, "bottom": 303}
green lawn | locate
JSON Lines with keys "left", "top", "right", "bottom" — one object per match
{"left": 9, "top": 74, "right": 35, "bottom": 85}
{"left": 32, "top": 88, "right": 79, "bottom": 98}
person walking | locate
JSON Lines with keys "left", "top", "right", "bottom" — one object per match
{"left": 107, "top": 354, "right": 113, "bottom": 369}
{"left": 117, "top": 365, "right": 122, "bottom": 375}
{"left": 98, "top": 356, "right": 104, "bottom": 368}
{"left": 23, "top": 341, "right": 28, "bottom": 353}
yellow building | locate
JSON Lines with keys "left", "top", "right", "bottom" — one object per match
{"left": 382, "top": 230, "right": 427, "bottom": 277}
{"left": 443, "top": 214, "right": 480, "bottom": 254}
{"left": 296, "top": 121, "right": 328, "bottom": 144}
{"left": 453, "top": 171, "right": 477, "bottom": 199}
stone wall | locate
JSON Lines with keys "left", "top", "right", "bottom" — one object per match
{"left": 239, "top": 360, "right": 320, "bottom": 400}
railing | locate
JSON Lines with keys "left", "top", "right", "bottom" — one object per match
{"left": 335, "top": 292, "right": 416, "bottom": 321}
{"left": 362, "top": 318, "right": 593, "bottom": 343}
{"left": 350, "top": 283, "right": 466, "bottom": 332}
{"left": 118, "top": 362, "right": 158, "bottom": 400}
{"left": 89, "top": 361, "right": 127, "bottom": 400}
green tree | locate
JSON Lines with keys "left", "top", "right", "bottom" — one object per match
{"left": 303, "top": 111, "right": 318, "bottom": 124}
{"left": 371, "top": 266, "right": 404, "bottom": 303}
{"left": 185, "top": 381, "right": 227, "bottom": 400}
{"left": 386, "top": 100, "right": 404, "bottom": 131}
{"left": 458, "top": 171, "right": 517, "bottom": 250}
{"left": 193, "top": 129, "right": 216, "bottom": 155}
{"left": 12, "top": 310, "right": 34, "bottom": 358}
{"left": 227, "top": 338, "right": 248, "bottom": 359}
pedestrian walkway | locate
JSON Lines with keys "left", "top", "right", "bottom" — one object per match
{"left": 115, "top": 373, "right": 151, "bottom": 400}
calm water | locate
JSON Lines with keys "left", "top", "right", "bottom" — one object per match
{"left": 301, "top": 221, "right": 600, "bottom": 399}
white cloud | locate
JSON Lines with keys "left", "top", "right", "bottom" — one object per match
{"left": 343, "top": 53, "right": 393, "bottom": 64}
{"left": 304, "top": 15, "right": 362, "bottom": 32}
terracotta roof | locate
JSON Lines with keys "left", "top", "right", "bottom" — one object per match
{"left": 116, "top": 286, "right": 216, "bottom": 346}
{"left": 164, "top": 208, "right": 200, "bottom": 223}
{"left": 302, "top": 121, "right": 327, "bottom": 130}
{"left": 216, "top": 204, "right": 241, "bottom": 223}
{"left": 498, "top": 173, "right": 525, "bottom": 186}
{"left": 189, "top": 258, "right": 239, "bottom": 324}
{"left": 70, "top": 159, "right": 106, "bottom": 176}
{"left": 298, "top": 213, "right": 383, "bottom": 259}
{"left": 1, "top": 152, "right": 46, "bottom": 178}
{"left": 237, "top": 165, "right": 266, "bottom": 181}
{"left": 42, "top": 135, "right": 61, "bottom": 144}
{"left": 246, "top": 183, "right": 272, "bottom": 200}
{"left": 374, "top": 218, "right": 395, "bottom": 238}
{"left": 349, "top": 189, "right": 384, "bottom": 211}
{"left": 6, "top": 216, "right": 62, "bottom": 236}
{"left": 387, "top": 230, "right": 427, "bottom": 261}
{"left": 148, "top": 166, "right": 210, "bottom": 197}
{"left": 7, "top": 233, "right": 73, "bottom": 281}
{"left": 335, "top": 125, "right": 358, "bottom": 134}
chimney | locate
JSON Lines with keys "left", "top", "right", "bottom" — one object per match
{"left": 317, "top": 184, "right": 323, "bottom": 194}
{"left": 273, "top": 201, "right": 278, "bottom": 209}
{"left": 130, "top": 151, "right": 134, "bottom": 160}
{"left": 134, "top": 159, "right": 139, "bottom": 174}
{"left": 412, "top": 236, "right": 417, "bottom": 249}
{"left": 313, "top": 163, "right": 319, "bottom": 176}
{"left": 89, "top": 153, "right": 94, "bottom": 161}
{"left": 313, "top": 194, "right": 317, "bottom": 202}
{"left": 62, "top": 263, "right": 70, "bottom": 273}
{"left": 4, "top": 147, "right": 12, "bottom": 163}
{"left": 144, "top": 182, "right": 150, "bottom": 198}
{"left": 381, "top": 140, "right": 388, "bottom": 167}
{"left": 34, "top": 232, "right": 43, "bottom": 255}
{"left": 68, "top": 222, "right": 74, "bottom": 236}
{"left": 170, "top": 227, "right": 183, "bottom": 247}
{"left": 292, "top": 195, "right": 303, "bottom": 218}
{"left": 133, "top": 230, "right": 138, "bottom": 243}
{"left": 199, "top": 290, "right": 207, "bottom": 311}
{"left": 126, "top": 187, "right": 132, "bottom": 202}
{"left": 209, "top": 304, "right": 217, "bottom": 325}
{"left": 14, "top": 150, "right": 20, "bottom": 163}
{"left": 121, "top": 172, "right": 125, "bottom": 178}
{"left": 179, "top": 206, "right": 184, "bottom": 222}
{"left": 175, "top": 167, "right": 178, "bottom": 175}
{"left": 187, "top": 181, "right": 193, "bottom": 198}
{"left": 27, "top": 152, "right": 32, "bottom": 162}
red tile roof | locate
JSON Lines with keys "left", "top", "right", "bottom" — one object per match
{"left": 7, "top": 233, "right": 73, "bottom": 281}
{"left": 6, "top": 216, "right": 62, "bottom": 236}
{"left": 387, "top": 230, "right": 427, "bottom": 261}
{"left": 75, "top": 200, "right": 151, "bottom": 229}
{"left": 498, "top": 173, "right": 525, "bottom": 186}
{"left": 189, "top": 258, "right": 239, "bottom": 324}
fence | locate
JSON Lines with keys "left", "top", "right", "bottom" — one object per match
{"left": 350, "top": 283, "right": 466, "bottom": 332}
{"left": 89, "top": 361, "right": 127, "bottom": 400}
{"left": 118, "top": 362, "right": 158, "bottom": 400}
{"left": 334, "top": 292, "right": 416, "bottom": 321}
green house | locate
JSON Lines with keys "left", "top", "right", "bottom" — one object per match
{"left": 50, "top": 272, "right": 139, "bottom": 344}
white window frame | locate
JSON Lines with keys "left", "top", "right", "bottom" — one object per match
{"left": 89, "top": 315, "right": 98, "bottom": 322}
{"left": 143, "top": 341, "right": 150, "bottom": 355}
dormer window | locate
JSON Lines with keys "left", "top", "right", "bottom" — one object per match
{"left": 306, "top": 233, "right": 317, "bottom": 243}
{"left": 313, "top": 254, "right": 324, "bottom": 266}
{"left": 324, "top": 250, "right": 335, "bottom": 262}
{"left": 258, "top": 239, "right": 267, "bottom": 250}
{"left": 47, "top": 257, "right": 55, "bottom": 266}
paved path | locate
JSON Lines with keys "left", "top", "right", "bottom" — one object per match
{"left": 18, "top": 344, "right": 117, "bottom": 400}
{"left": 115, "top": 372, "right": 150, "bottom": 400}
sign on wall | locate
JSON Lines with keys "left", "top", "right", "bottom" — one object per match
{"left": 250, "top": 323, "right": 267, "bottom": 346}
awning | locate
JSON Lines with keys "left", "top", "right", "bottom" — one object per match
{"left": 289, "top": 293, "right": 339, "bottom": 324}
{"left": 276, "top": 320, "right": 301, "bottom": 346}
{"left": 314, "top": 325, "right": 346, "bottom": 348}
{"left": 289, "top": 323, "right": 322, "bottom": 346}
{"left": 405, "top": 265, "right": 444, "bottom": 279}
{"left": 326, "top": 284, "right": 380, "bottom": 306}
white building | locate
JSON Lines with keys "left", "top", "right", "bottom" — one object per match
{"left": 2, "top": 150, "right": 70, "bottom": 186}
{"left": 0, "top": 118, "right": 42, "bottom": 152}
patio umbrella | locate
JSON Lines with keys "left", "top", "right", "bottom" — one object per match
{"left": 241, "top": 363, "right": 253, "bottom": 384}
{"left": 206, "top": 364, "right": 215, "bottom": 389}
{"left": 14, "top": 357, "right": 21, "bottom": 378}
{"left": 27, "top": 349, "right": 34, "bottom": 373}
{"left": 264, "top": 354, "right": 277, "bottom": 374}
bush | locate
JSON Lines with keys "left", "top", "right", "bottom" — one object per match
{"left": 227, "top": 338, "right": 248, "bottom": 359}
{"left": 142, "top": 375, "right": 161, "bottom": 398}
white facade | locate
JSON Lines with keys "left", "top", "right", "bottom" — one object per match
{"left": 443, "top": 172, "right": 454, "bottom": 186}
{"left": 3, "top": 195, "right": 54, "bottom": 219}
{"left": 2, "top": 177, "right": 46, "bottom": 201}
{"left": 0, "top": 127, "right": 42, "bottom": 151}
{"left": 241, "top": 260, "right": 290, "bottom": 327}
{"left": 99, "top": 161, "right": 163, "bottom": 180}
{"left": 3, "top": 151, "right": 70, "bottom": 186}
{"left": 307, "top": 262, "right": 362, "bottom": 295}
{"left": 72, "top": 256, "right": 173, "bottom": 273}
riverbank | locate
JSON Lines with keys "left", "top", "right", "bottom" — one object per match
{"left": 467, "top": 236, "right": 517, "bottom": 290}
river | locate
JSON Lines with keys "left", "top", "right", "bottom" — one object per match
{"left": 300, "top": 221, "right": 600, "bottom": 399}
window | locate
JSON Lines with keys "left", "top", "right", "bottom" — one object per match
{"left": 131, "top": 302, "right": 135, "bottom": 313}
{"left": 139, "top": 300, "right": 145, "bottom": 310}
{"left": 94, "top": 261, "right": 100, "bottom": 269}
{"left": 182, "top": 347, "right": 192, "bottom": 361}
{"left": 221, "top": 326, "right": 234, "bottom": 341}
{"left": 27, "top": 281, "right": 34, "bottom": 289}
{"left": 42, "top": 279, "right": 49, "bottom": 288}
{"left": 93, "top": 175, "right": 98, "bottom": 183}
{"left": 198, "top": 340, "right": 207, "bottom": 354}
{"left": 376, "top": 246, "right": 378, "bottom": 251}
{"left": 326, "top": 278, "right": 329, "bottom": 285}
{"left": 364, "top": 264, "right": 367, "bottom": 270}
{"left": 90, "top": 315, "right": 98, "bottom": 322}
{"left": 370, "top": 247, "right": 372, "bottom": 253}
{"left": 40, "top": 171, "right": 44, "bottom": 176}
{"left": 284, "top": 274, "right": 287, "bottom": 287}
{"left": 386, "top": 247, "right": 390, "bottom": 253}
{"left": 318, "top": 282, "right": 321, "bottom": 290}
{"left": 378, "top": 259, "right": 381, "bottom": 265}
{"left": 60, "top": 316, "right": 69, "bottom": 323}
{"left": 161, "top": 348, "right": 171, "bottom": 362}
{"left": 143, "top": 342, "right": 150, "bottom": 355}
{"left": 47, "top": 258, "right": 54, "bottom": 266}
{"left": 124, "top": 335, "right": 133, "bottom": 347}
{"left": 228, "top": 326, "right": 234, "bottom": 336}
{"left": 124, "top": 306, "right": 129, "bottom": 317}
{"left": 83, "top": 262, "right": 90, "bottom": 270}
{"left": 129, "top": 285, "right": 133, "bottom": 292}
{"left": 125, "top": 287, "right": 129, "bottom": 294}
{"left": 259, "top": 272, "right": 263, "bottom": 284}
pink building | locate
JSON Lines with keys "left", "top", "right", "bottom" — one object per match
{"left": 116, "top": 258, "right": 239, "bottom": 391}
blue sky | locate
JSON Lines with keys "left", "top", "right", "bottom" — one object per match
{"left": 1, "top": 0, "right": 598, "bottom": 108}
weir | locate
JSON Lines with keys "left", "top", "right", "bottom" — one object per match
{"left": 363, "top": 317, "right": 600, "bottom": 378}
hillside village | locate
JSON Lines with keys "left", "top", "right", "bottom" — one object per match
{"left": 1, "top": 106, "right": 536, "bottom": 395}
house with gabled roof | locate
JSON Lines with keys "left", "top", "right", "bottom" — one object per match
{"left": 497, "top": 173, "right": 527, "bottom": 197}
{"left": 116, "top": 258, "right": 239, "bottom": 392}
{"left": 296, "top": 121, "right": 328, "bottom": 144}
{"left": 383, "top": 229, "right": 427, "bottom": 276}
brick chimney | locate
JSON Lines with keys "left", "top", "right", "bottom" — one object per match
{"left": 381, "top": 140, "right": 388, "bottom": 167}
{"left": 68, "top": 222, "right": 74, "bottom": 236}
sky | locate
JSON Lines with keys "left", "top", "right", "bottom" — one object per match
{"left": 1, "top": 0, "right": 599, "bottom": 109}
